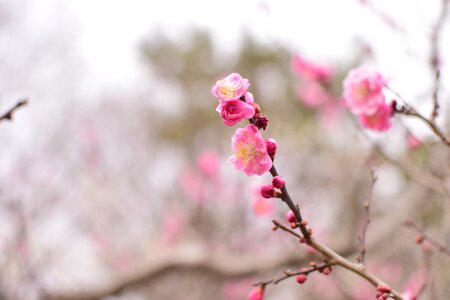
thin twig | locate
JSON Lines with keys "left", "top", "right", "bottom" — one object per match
{"left": 430, "top": 0, "right": 448, "bottom": 120}
{"left": 387, "top": 86, "right": 450, "bottom": 147}
{"left": 272, "top": 220, "right": 404, "bottom": 299}
{"left": 0, "top": 99, "right": 28, "bottom": 123}
{"left": 254, "top": 260, "right": 337, "bottom": 287}
{"left": 357, "top": 170, "right": 377, "bottom": 264}
{"left": 404, "top": 220, "right": 450, "bottom": 257}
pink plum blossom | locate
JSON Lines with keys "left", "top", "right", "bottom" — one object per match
{"left": 252, "top": 198, "right": 274, "bottom": 216}
{"left": 197, "top": 150, "right": 220, "bottom": 177}
{"left": 292, "top": 54, "right": 333, "bottom": 81}
{"left": 212, "top": 73, "right": 250, "bottom": 101}
{"left": 343, "top": 67, "right": 387, "bottom": 114}
{"left": 216, "top": 98, "right": 255, "bottom": 126}
{"left": 358, "top": 102, "right": 393, "bottom": 132}
{"left": 228, "top": 124, "right": 272, "bottom": 176}
{"left": 248, "top": 287, "right": 264, "bottom": 300}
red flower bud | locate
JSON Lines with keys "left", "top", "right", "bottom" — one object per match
{"left": 272, "top": 176, "right": 285, "bottom": 189}
{"left": 260, "top": 185, "right": 275, "bottom": 199}
{"left": 265, "top": 138, "right": 277, "bottom": 161}
{"left": 286, "top": 210, "right": 296, "bottom": 223}
{"left": 296, "top": 274, "right": 307, "bottom": 284}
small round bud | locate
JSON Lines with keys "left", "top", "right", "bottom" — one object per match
{"left": 296, "top": 274, "right": 307, "bottom": 284}
{"left": 272, "top": 176, "right": 285, "bottom": 189}
{"left": 322, "top": 267, "right": 332, "bottom": 275}
{"left": 260, "top": 185, "right": 275, "bottom": 199}
{"left": 298, "top": 237, "right": 306, "bottom": 244}
{"left": 377, "top": 285, "right": 392, "bottom": 293}
{"left": 265, "top": 138, "right": 277, "bottom": 160}
{"left": 286, "top": 211, "right": 296, "bottom": 223}
{"left": 415, "top": 234, "right": 424, "bottom": 244}
{"left": 248, "top": 286, "right": 264, "bottom": 300}
{"left": 300, "top": 220, "right": 308, "bottom": 226}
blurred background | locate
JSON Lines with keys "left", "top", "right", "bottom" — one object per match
{"left": 0, "top": 0, "right": 449, "bottom": 299}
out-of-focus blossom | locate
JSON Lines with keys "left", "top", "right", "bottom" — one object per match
{"left": 297, "top": 80, "right": 331, "bottom": 108}
{"left": 358, "top": 102, "right": 393, "bottom": 132}
{"left": 407, "top": 134, "right": 422, "bottom": 150}
{"left": 216, "top": 99, "right": 255, "bottom": 126}
{"left": 161, "top": 211, "right": 184, "bottom": 245}
{"left": 343, "top": 67, "right": 386, "bottom": 114}
{"left": 197, "top": 150, "right": 220, "bottom": 177}
{"left": 212, "top": 73, "right": 250, "bottom": 101}
{"left": 248, "top": 287, "right": 264, "bottom": 300}
{"left": 401, "top": 289, "right": 416, "bottom": 300}
{"left": 292, "top": 54, "right": 333, "bottom": 81}
{"left": 228, "top": 124, "right": 272, "bottom": 176}
{"left": 252, "top": 198, "right": 274, "bottom": 216}
{"left": 179, "top": 168, "right": 203, "bottom": 203}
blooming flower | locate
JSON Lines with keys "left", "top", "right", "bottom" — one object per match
{"left": 343, "top": 67, "right": 386, "bottom": 114}
{"left": 358, "top": 102, "right": 393, "bottom": 132}
{"left": 212, "top": 73, "right": 250, "bottom": 101}
{"left": 228, "top": 124, "right": 272, "bottom": 176}
{"left": 216, "top": 93, "right": 255, "bottom": 126}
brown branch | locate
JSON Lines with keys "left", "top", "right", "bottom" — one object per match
{"left": 388, "top": 86, "right": 450, "bottom": 148}
{"left": 44, "top": 244, "right": 357, "bottom": 300}
{"left": 404, "top": 220, "right": 450, "bottom": 257}
{"left": 272, "top": 221, "right": 404, "bottom": 300}
{"left": 430, "top": 0, "right": 448, "bottom": 120}
{"left": 269, "top": 165, "right": 311, "bottom": 240}
{"left": 357, "top": 170, "right": 377, "bottom": 264}
{"left": 254, "top": 260, "right": 337, "bottom": 287}
{"left": 0, "top": 99, "right": 28, "bottom": 123}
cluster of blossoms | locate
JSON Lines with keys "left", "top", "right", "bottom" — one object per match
{"left": 343, "top": 67, "right": 393, "bottom": 132}
{"left": 212, "top": 73, "right": 275, "bottom": 176}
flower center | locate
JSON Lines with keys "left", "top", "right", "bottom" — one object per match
{"left": 218, "top": 86, "right": 236, "bottom": 99}
{"left": 236, "top": 141, "right": 256, "bottom": 165}
{"left": 354, "top": 85, "right": 369, "bottom": 100}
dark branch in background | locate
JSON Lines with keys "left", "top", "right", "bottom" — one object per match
{"left": 44, "top": 245, "right": 356, "bottom": 300}
{"left": 0, "top": 99, "right": 28, "bottom": 123}
{"left": 356, "top": 171, "right": 377, "bottom": 264}
{"left": 430, "top": 0, "right": 449, "bottom": 120}
{"left": 404, "top": 220, "right": 450, "bottom": 257}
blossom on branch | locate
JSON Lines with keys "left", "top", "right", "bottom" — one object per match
{"left": 228, "top": 124, "right": 272, "bottom": 176}
{"left": 358, "top": 102, "right": 393, "bottom": 132}
{"left": 343, "top": 67, "right": 386, "bottom": 114}
{"left": 216, "top": 95, "right": 255, "bottom": 126}
{"left": 212, "top": 73, "right": 250, "bottom": 101}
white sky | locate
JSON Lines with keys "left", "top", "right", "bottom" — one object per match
{"left": 49, "top": 0, "right": 448, "bottom": 99}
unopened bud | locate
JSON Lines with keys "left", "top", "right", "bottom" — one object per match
{"left": 272, "top": 176, "right": 285, "bottom": 189}
{"left": 260, "top": 185, "right": 275, "bottom": 199}
{"left": 296, "top": 274, "right": 307, "bottom": 284}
